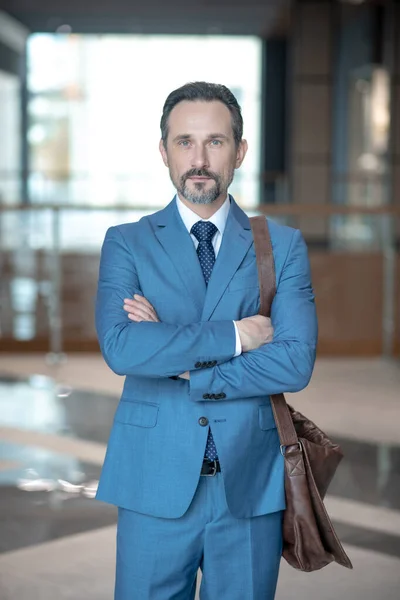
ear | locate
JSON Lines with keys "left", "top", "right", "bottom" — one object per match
{"left": 235, "top": 139, "right": 248, "bottom": 169}
{"left": 159, "top": 139, "right": 169, "bottom": 167}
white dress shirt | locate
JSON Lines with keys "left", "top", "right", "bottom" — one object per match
{"left": 176, "top": 195, "right": 242, "bottom": 357}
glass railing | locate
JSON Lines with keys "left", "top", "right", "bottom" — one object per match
{"left": 0, "top": 201, "right": 398, "bottom": 359}
{"left": 0, "top": 169, "right": 265, "bottom": 209}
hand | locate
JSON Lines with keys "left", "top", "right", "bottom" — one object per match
{"left": 123, "top": 296, "right": 188, "bottom": 379}
{"left": 178, "top": 371, "right": 190, "bottom": 380}
{"left": 235, "top": 315, "right": 274, "bottom": 353}
{"left": 123, "top": 294, "right": 159, "bottom": 323}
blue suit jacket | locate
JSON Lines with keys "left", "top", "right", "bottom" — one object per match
{"left": 95, "top": 197, "right": 318, "bottom": 519}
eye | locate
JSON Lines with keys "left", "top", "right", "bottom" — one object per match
{"left": 210, "top": 139, "right": 222, "bottom": 146}
{"left": 178, "top": 140, "right": 191, "bottom": 147}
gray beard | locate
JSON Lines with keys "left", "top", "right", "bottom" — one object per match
{"left": 173, "top": 168, "right": 234, "bottom": 205}
{"left": 179, "top": 180, "right": 221, "bottom": 205}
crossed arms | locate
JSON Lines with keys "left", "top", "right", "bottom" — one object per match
{"left": 95, "top": 226, "right": 318, "bottom": 401}
{"left": 122, "top": 294, "right": 274, "bottom": 381}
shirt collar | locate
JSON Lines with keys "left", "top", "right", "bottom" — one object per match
{"left": 176, "top": 194, "right": 230, "bottom": 237}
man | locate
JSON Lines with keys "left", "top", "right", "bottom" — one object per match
{"left": 95, "top": 81, "right": 318, "bottom": 599}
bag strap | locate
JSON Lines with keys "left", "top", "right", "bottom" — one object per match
{"left": 249, "top": 216, "right": 299, "bottom": 449}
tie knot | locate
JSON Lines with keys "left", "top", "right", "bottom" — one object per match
{"left": 191, "top": 221, "right": 218, "bottom": 243}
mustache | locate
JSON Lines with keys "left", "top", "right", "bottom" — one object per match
{"left": 183, "top": 169, "right": 219, "bottom": 182}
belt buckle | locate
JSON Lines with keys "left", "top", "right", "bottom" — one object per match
{"left": 204, "top": 459, "right": 218, "bottom": 477}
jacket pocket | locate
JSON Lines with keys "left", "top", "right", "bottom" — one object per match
{"left": 115, "top": 400, "right": 159, "bottom": 428}
{"left": 259, "top": 404, "right": 277, "bottom": 430}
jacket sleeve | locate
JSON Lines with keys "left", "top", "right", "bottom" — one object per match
{"left": 189, "top": 229, "right": 318, "bottom": 401}
{"left": 95, "top": 226, "right": 236, "bottom": 377}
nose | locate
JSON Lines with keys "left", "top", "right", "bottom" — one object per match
{"left": 191, "top": 145, "right": 209, "bottom": 170}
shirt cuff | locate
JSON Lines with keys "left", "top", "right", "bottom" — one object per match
{"left": 233, "top": 321, "right": 242, "bottom": 357}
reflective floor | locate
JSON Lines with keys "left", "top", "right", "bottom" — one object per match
{"left": 0, "top": 355, "right": 399, "bottom": 599}
{"left": 0, "top": 442, "right": 116, "bottom": 555}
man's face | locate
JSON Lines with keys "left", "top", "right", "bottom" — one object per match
{"left": 160, "top": 100, "right": 247, "bottom": 205}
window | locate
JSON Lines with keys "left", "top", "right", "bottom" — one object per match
{"left": 28, "top": 34, "right": 262, "bottom": 210}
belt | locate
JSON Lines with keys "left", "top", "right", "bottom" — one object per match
{"left": 200, "top": 459, "right": 221, "bottom": 477}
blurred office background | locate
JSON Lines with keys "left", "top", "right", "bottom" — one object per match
{"left": 0, "top": 0, "right": 399, "bottom": 598}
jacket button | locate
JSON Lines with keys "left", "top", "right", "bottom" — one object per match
{"left": 209, "top": 394, "right": 216, "bottom": 400}
{"left": 203, "top": 393, "right": 210, "bottom": 399}
{"left": 212, "top": 360, "right": 217, "bottom": 366}
{"left": 199, "top": 417, "right": 209, "bottom": 427}
{"left": 195, "top": 362, "right": 202, "bottom": 368}
{"left": 206, "top": 361, "right": 213, "bottom": 368}
{"left": 220, "top": 393, "right": 226, "bottom": 399}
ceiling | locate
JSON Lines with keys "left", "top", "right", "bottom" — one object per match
{"left": 0, "top": 0, "right": 290, "bottom": 36}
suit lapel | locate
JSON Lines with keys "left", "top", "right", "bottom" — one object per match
{"left": 152, "top": 199, "right": 206, "bottom": 315}
{"left": 201, "top": 199, "right": 253, "bottom": 322}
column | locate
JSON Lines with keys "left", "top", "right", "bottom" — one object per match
{"left": 289, "top": 0, "right": 333, "bottom": 241}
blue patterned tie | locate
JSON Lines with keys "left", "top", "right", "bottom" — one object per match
{"left": 191, "top": 220, "right": 219, "bottom": 461}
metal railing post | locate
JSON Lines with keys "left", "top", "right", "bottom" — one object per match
{"left": 46, "top": 206, "right": 65, "bottom": 364}
{"left": 381, "top": 213, "right": 396, "bottom": 357}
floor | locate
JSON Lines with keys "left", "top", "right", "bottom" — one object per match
{"left": 0, "top": 354, "right": 399, "bottom": 599}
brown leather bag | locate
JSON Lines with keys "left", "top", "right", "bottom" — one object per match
{"left": 249, "top": 215, "right": 353, "bottom": 572}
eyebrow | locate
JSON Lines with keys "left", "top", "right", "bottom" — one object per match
{"left": 172, "top": 133, "right": 230, "bottom": 143}
{"left": 208, "top": 133, "right": 229, "bottom": 140}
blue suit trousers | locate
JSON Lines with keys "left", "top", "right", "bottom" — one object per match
{"left": 115, "top": 473, "right": 283, "bottom": 600}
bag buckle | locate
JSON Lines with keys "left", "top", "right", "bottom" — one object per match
{"left": 280, "top": 442, "right": 302, "bottom": 457}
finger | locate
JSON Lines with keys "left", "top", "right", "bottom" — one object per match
{"left": 123, "top": 301, "right": 155, "bottom": 316}
{"left": 125, "top": 296, "right": 158, "bottom": 319}
{"left": 128, "top": 313, "right": 154, "bottom": 323}
{"left": 128, "top": 313, "right": 148, "bottom": 322}
{"left": 134, "top": 298, "right": 159, "bottom": 321}
{"left": 127, "top": 311, "right": 157, "bottom": 323}
{"left": 133, "top": 294, "right": 155, "bottom": 311}
{"left": 123, "top": 301, "right": 155, "bottom": 320}
{"left": 125, "top": 305, "right": 157, "bottom": 322}
{"left": 123, "top": 298, "right": 136, "bottom": 306}
{"left": 127, "top": 313, "right": 141, "bottom": 322}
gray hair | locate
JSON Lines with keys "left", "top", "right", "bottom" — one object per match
{"left": 160, "top": 81, "right": 243, "bottom": 147}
